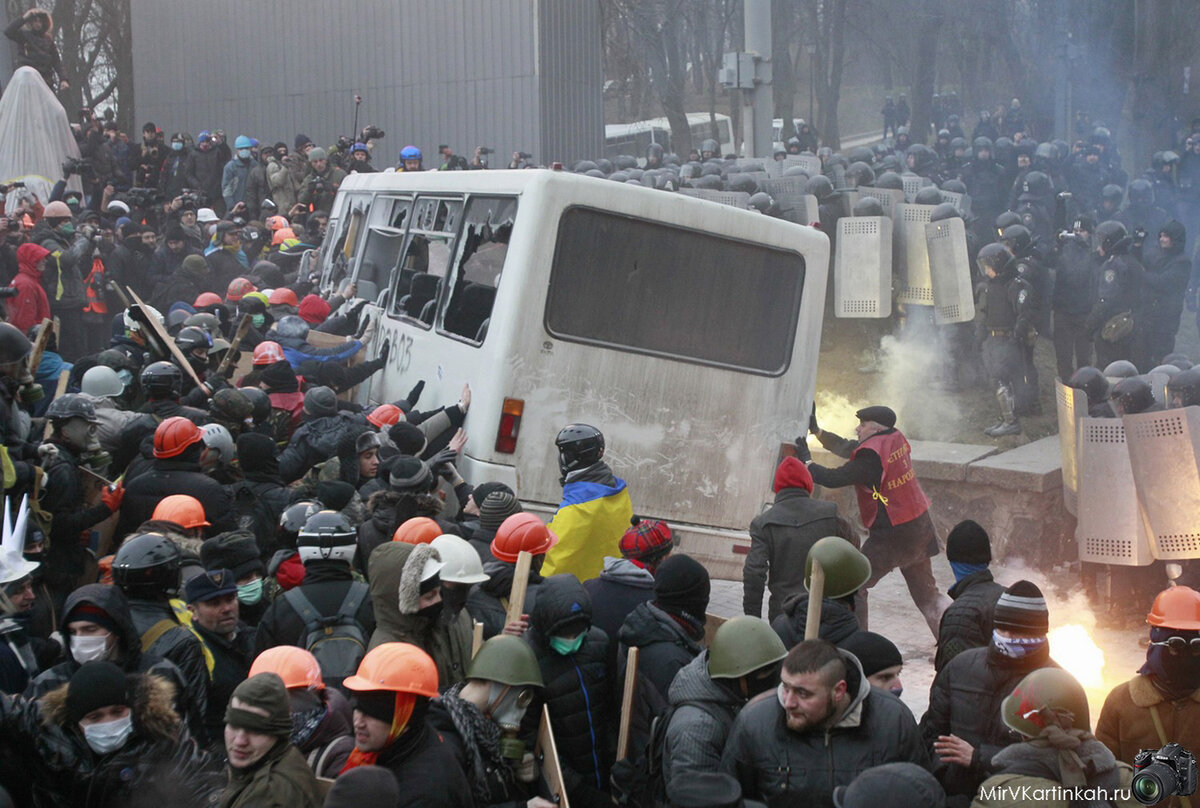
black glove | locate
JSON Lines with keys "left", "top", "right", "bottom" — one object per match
{"left": 809, "top": 403, "right": 819, "bottom": 435}
{"left": 430, "top": 446, "right": 458, "bottom": 481}
{"left": 379, "top": 339, "right": 390, "bottom": 361}
{"left": 794, "top": 439, "right": 812, "bottom": 464}
{"left": 405, "top": 380, "right": 425, "bottom": 407}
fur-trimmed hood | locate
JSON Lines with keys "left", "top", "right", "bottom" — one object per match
{"left": 40, "top": 671, "right": 180, "bottom": 743}
{"left": 397, "top": 543, "right": 440, "bottom": 615}
{"left": 366, "top": 541, "right": 444, "bottom": 650}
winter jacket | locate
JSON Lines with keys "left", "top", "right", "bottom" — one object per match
{"left": 205, "top": 246, "right": 248, "bottom": 297}
{"left": 721, "top": 649, "right": 928, "bottom": 807}
{"left": 148, "top": 243, "right": 199, "bottom": 283}
{"left": 1096, "top": 674, "right": 1200, "bottom": 808}
{"left": 366, "top": 542, "right": 472, "bottom": 690}
{"left": 662, "top": 650, "right": 743, "bottom": 784}
{"left": 295, "top": 687, "right": 355, "bottom": 778}
{"left": 151, "top": 254, "right": 212, "bottom": 311}
{"left": 275, "top": 333, "right": 363, "bottom": 370}
{"left": 297, "top": 164, "right": 347, "bottom": 212}
{"left": 543, "top": 461, "right": 633, "bottom": 582}
{"left": 3, "top": 16, "right": 64, "bottom": 86}
{"left": 194, "top": 622, "right": 255, "bottom": 747}
{"left": 428, "top": 695, "right": 542, "bottom": 808}
{"left": 527, "top": 575, "right": 614, "bottom": 800}
{"left": 222, "top": 157, "right": 253, "bottom": 210}
{"left": 466, "top": 559, "right": 544, "bottom": 640}
{"left": 972, "top": 732, "right": 1123, "bottom": 808}
{"left": 771, "top": 593, "right": 861, "bottom": 649}
{"left": 159, "top": 150, "right": 190, "bottom": 199}
{"left": 1138, "top": 247, "right": 1191, "bottom": 335}
{"left": 0, "top": 672, "right": 221, "bottom": 808}
{"left": 9, "top": 243, "right": 50, "bottom": 333}
{"left": 934, "top": 569, "right": 1006, "bottom": 672}
{"left": 617, "top": 601, "right": 704, "bottom": 757}
{"left": 244, "top": 163, "right": 270, "bottom": 221}
{"left": 371, "top": 718, "right": 476, "bottom": 808}
{"left": 38, "top": 440, "right": 116, "bottom": 593}
{"left": 117, "top": 457, "right": 236, "bottom": 538}
{"left": 920, "top": 643, "right": 1059, "bottom": 801}
{"left": 184, "top": 148, "right": 224, "bottom": 212}
{"left": 252, "top": 560, "right": 375, "bottom": 659}
{"left": 125, "top": 597, "right": 211, "bottom": 737}
{"left": 218, "top": 737, "right": 322, "bottom": 808}
{"left": 278, "top": 411, "right": 362, "bottom": 483}
{"left": 583, "top": 557, "right": 654, "bottom": 673}
{"left": 744, "top": 487, "right": 839, "bottom": 621}
{"left": 32, "top": 222, "right": 89, "bottom": 314}
{"left": 227, "top": 475, "right": 292, "bottom": 558}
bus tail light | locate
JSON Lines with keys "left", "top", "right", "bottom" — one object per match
{"left": 495, "top": 398, "right": 524, "bottom": 453}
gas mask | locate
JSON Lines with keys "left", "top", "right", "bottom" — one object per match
{"left": 63, "top": 418, "right": 110, "bottom": 470}
{"left": 483, "top": 683, "right": 534, "bottom": 759}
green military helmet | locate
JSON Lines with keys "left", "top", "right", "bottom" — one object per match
{"left": 467, "top": 635, "right": 544, "bottom": 688}
{"left": 805, "top": 536, "right": 871, "bottom": 599}
{"left": 1001, "top": 667, "right": 1090, "bottom": 738}
{"left": 708, "top": 616, "right": 788, "bottom": 679}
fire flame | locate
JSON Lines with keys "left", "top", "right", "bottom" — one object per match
{"left": 1049, "top": 624, "right": 1106, "bottom": 689}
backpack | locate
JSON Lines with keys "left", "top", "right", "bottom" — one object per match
{"left": 231, "top": 482, "right": 278, "bottom": 543}
{"left": 283, "top": 582, "right": 369, "bottom": 689}
{"left": 610, "top": 699, "right": 725, "bottom": 808}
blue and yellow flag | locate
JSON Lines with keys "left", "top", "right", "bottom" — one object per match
{"left": 542, "top": 478, "right": 633, "bottom": 581}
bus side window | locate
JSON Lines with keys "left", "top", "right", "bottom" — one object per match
{"left": 440, "top": 197, "right": 516, "bottom": 343}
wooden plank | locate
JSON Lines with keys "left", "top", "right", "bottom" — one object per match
{"left": 804, "top": 559, "right": 825, "bottom": 641}
{"left": 126, "top": 287, "right": 206, "bottom": 392}
{"left": 505, "top": 550, "right": 533, "bottom": 627}
{"left": 536, "top": 705, "right": 570, "bottom": 808}
{"left": 26, "top": 317, "right": 53, "bottom": 377}
{"left": 471, "top": 620, "right": 484, "bottom": 657}
{"left": 215, "top": 313, "right": 253, "bottom": 378}
{"left": 615, "top": 646, "right": 639, "bottom": 761}
{"left": 41, "top": 370, "right": 69, "bottom": 439}
{"left": 703, "top": 613, "right": 728, "bottom": 648}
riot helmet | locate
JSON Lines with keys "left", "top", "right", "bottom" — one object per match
{"left": 852, "top": 196, "right": 885, "bottom": 217}
{"left": 645, "top": 142, "right": 664, "bottom": 168}
{"left": 804, "top": 175, "right": 835, "bottom": 202}
{"left": 1101, "top": 184, "right": 1124, "bottom": 208}
{"left": 728, "top": 174, "right": 758, "bottom": 195}
{"left": 572, "top": 160, "right": 598, "bottom": 174}
{"left": 555, "top": 424, "right": 604, "bottom": 477}
{"left": 846, "top": 162, "right": 875, "bottom": 187}
{"left": 875, "top": 171, "right": 904, "bottom": 191}
{"left": 296, "top": 510, "right": 357, "bottom": 565}
{"left": 112, "top": 533, "right": 182, "bottom": 599}
{"left": 140, "top": 361, "right": 182, "bottom": 399}
{"left": 1020, "top": 171, "right": 1052, "bottom": 199}
{"left": 1095, "top": 220, "right": 1130, "bottom": 255}
{"left": 1128, "top": 178, "right": 1154, "bottom": 206}
{"left": 693, "top": 174, "right": 723, "bottom": 191}
{"left": 1162, "top": 353, "right": 1194, "bottom": 371}
{"left": 1167, "top": 367, "right": 1200, "bottom": 408}
{"left": 847, "top": 146, "right": 874, "bottom": 165}
{"left": 941, "top": 179, "right": 967, "bottom": 194}
{"left": 1001, "top": 224, "right": 1033, "bottom": 255}
{"left": 241, "top": 386, "right": 271, "bottom": 423}
{"left": 747, "top": 192, "right": 776, "bottom": 215}
{"left": 973, "top": 136, "right": 993, "bottom": 157}
{"left": 929, "top": 202, "right": 961, "bottom": 222}
{"left": 914, "top": 186, "right": 943, "bottom": 205}
{"left": 1111, "top": 376, "right": 1157, "bottom": 415}
{"left": 700, "top": 139, "right": 719, "bottom": 159}
{"left": 1103, "top": 359, "right": 1140, "bottom": 382}
{"left": 614, "top": 155, "right": 638, "bottom": 171}
{"left": 0, "top": 323, "right": 32, "bottom": 366}
{"left": 976, "top": 243, "right": 1016, "bottom": 277}
{"left": 1067, "top": 367, "right": 1110, "bottom": 406}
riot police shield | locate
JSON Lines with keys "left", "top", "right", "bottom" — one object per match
{"left": 1144, "top": 371, "right": 1170, "bottom": 408}
{"left": 1055, "top": 380, "right": 1087, "bottom": 516}
{"left": 924, "top": 218, "right": 976, "bottom": 324}
{"left": 1075, "top": 417, "right": 1155, "bottom": 566}
{"left": 766, "top": 154, "right": 822, "bottom": 177}
{"left": 901, "top": 173, "right": 932, "bottom": 202}
{"left": 938, "top": 189, "right": 973, "bottom": 217}
{"left": 845, "top": 187, "right": 905, "bottom": 219}
{"left": 894, "top": 203, "right": 936, "bottom": 306}
{"left": 1123, "top": 407, "right": 1200, "bottom": 560}
{"left": 678, "top": 189, "right": 751, "bottom": 209}
{"left": 835, "top": 216, "right": 892, "bottom": 318}
{"left": 759, "top": 177, "right": 808, "bottom": 198}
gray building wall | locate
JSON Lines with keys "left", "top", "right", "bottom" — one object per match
{"left": 130, "top": 0, "right": 602, "bottom": 166}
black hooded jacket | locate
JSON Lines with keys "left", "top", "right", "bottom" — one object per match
{"left": 465, "top": 559, "right": 543, "bottom": 640}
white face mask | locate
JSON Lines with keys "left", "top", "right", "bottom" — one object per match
{"left": 72, "top": 633, "right": 112, "bottom": 664}
{"left": 83, "top": 714, "right": 134, "bottom": 754}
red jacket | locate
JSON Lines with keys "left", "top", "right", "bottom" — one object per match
{"left": 9, "top": 242, "right": 50, "bottom": 333}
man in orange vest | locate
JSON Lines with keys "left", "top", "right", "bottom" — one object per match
{"left": 796, "top": 405, "right": 950, "bottom": 636}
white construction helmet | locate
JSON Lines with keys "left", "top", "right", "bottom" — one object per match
{"left": 431, "top": 534, "right": 490, "bottom": 585}
{"left": 81, "top": 365, "right": 125, "bottom": 398}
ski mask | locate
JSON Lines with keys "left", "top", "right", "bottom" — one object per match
{"left": 1139, "top": 627, "right": 1200, "bottom": 700}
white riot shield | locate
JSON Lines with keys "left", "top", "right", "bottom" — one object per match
{"left": 1055, "top": 381, "right": 1088, "bottom": 516}
{"left": 939, "top": 189, "right": 973, "bottom": 217}
{"left": 759, "top": 177, "right": 808, "bottom": 198}
{"left": 835, "top": 216, "right": 892, "bottom": 318}
{"left": 678, "top": 189, "right": 750, "bottom": 209}
{"left": 846, "top": 187, "right": 906, "bottom": 219}
{"left": 768, "top": 191, "right": 817, "bottom": 226}
{"left": 901, "top": 173, "right": 932, "bottom": 202}
{"left": 925, "top": 218, "right": 976, "bottom": 324}
{"left": 894, "top": 203, "right": 936, "bottom": 306}
{"left": 1123, "top": 407, "right": 1200, "bottom": 560}
{"left": 1144, "top": 371, "right": 1170, "bottom": 408}
{"left": 1075, "top": 417, "right": 1155, "bottom": 565}
{"left": 765, "top": 154, "right": 822, "bottom": 177}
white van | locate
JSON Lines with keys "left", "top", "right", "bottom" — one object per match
{"left": 318, "top": 169, "right": 829, "bottom": 577}
{"left": 603, "top": 113, "right": 735, "bottom": 164}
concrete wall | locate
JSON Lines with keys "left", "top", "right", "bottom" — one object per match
{"left": 129, "top": 0, "right": 602, "bottom": 166}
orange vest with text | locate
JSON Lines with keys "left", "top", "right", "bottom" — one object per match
{"left": 850, "top": 429, "right": 930, "bottom": 528}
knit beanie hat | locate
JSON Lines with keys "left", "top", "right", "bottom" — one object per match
{"left": 225, "top": 672, "right": 293, "bottom": 736}
{"left": 992, "top": 580, "right": 1050, "bottom": 633}
{"left": 479, "top": 490, "right": 522, "bottom": 532}
{"left": 66, "top": 661, "right": 130, "bottom": 723}
{"left": 653, "top": 554, "right": 711, "bottom": 623}
{"left": 236, "top": 432, "right": 277, "bottom": 474}
{"left": 353, "top": 689, "right": 397, "bottom": 724}
{"left": 260, "top": 359, "right": 298, "bottom": 392}
{"left": 388, "top": 456, "right": 433, "bottom": 492}
{"left": 200, "top": 531, "right": 264, "bottom": 580}
{"left": 294, "top": 133, "right": 313, "bottom": 150}
{"left": 838, "top": 630, "right": 903, "bottom": 678}
{"left": 471, "top": 481, "right": 512, "bottom": 508}
{"left": 304, "top": 385, "right": 338, "bottom": 417}
{"left": 619, "top": 517, "right": 673, "bottom": 565}
{"left": 298, "top": 294, "right": 331, "bottom": 325}
{"left": 773, "top": 456, "right": 814, "bottom": 494}
{"left": 316, "top": 480, "right": 357, "bottom": 511}
{"left": 388, "top": 422, "right": 427, "bottom": 456}
{"left": 181, "top": 254, "right": 209, "bottom": 279}
{"left": 64, "top": 601, "right": 121, "bottom": 637}
{"left": 945, "top": 520, "right": 991, "bottom": 564}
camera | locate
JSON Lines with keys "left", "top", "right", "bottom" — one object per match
{"left": 122, "top": 187, "right": 162, "bottom": 209}
{"left": 0, "top": 287, "right": 17, "bottom": 299}
{"left": 1133, "top": 744, "right": 1197, "bottom": 805}
{"left": 62, "top": 157, "right": 94, "bottom": 178}
{"left": 180, "top": 189, "right": 207, "bottom": 208}
{"left": 336, "top": 135, "right": 353, "bottom": 151}
{"left": 518, "top": 152, "right": 532, "bottom": 160}
{"left": 1133, "top": 227, "right": 1147, "bottom": 248}
{"left": 309, "top": 176, "right": 328, "bottom": 194}
{"left": 479, "top": 147, "right": 494, "bottom": 155}
{"left": 361, "top": 125, "right": 385, "bottom": 141}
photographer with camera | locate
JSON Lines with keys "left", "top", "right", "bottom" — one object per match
{"left": 507, "top": 151, "right": 534, "bottom": 170}
{"left": 4, "top": 7, "right": 66, "bottom": 91}
{"left": 1098, "top": 586, "right": 1200, "bottom": 807}
{"left": 297, "top": 148, "right": 344, "bottom": 213}
{"left": 438, "top": 144, "right": 468, "bottom": 171}
{"left": 471, "top": 146, "right": 491, "bottom": 169}
{"left": 347, "top": 143, "right": 376, "bottom": 175}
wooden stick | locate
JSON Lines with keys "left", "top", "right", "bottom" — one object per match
{"left": 536, "top": 705, "right": 570, "bottom": 808}
{"left": 41, "top": 369, "right": 69, "bottom": 439}
{"left": 127, "top": 287, "right": 206, "bottom": 391}
{"left": 804, "top": 558, "right": 825, "bottom": 641}
{"left": 215, "top": 313, "right": 253, "bottom": 378}
{"left": 26, "top": 317, "right": 53, "bottom": 376}
{"left": 505, "top": 550, "right": 533, "bottom": 627}
{"left": 616, "top": 646, "right": 639, "bottom": 761}
{"left": 471, "top": 621, "right": 484, "bottom": 657}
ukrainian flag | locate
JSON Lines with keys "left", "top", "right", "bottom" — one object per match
{"left": 542, "top": 478, "right": 633, "bottom": 581}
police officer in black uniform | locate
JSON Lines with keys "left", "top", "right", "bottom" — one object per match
{"left": 1051, "top": 216, "right": 1098, "bottom": 380}
{"left": 1001, "top": 224, "right": 1048, "bottom": 415}
{"left": 1084, "top": 221, "right": 1144, "bottom": 368}
{"left": 977, "top": 244, "right": 1033, "bottom": 437}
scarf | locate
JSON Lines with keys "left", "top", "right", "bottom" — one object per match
{"left": 1027, "top": 725, "right": 1092, "bottom": 787}
{"left": 950, "top": 561, "right": 988, "bottom": 584}
{"left": 340, "top": 692, "right": 416, "bottom": 772}
{"left": 290, "top": 703, "right": 327, "bottom": 749}
{"left": 438, "top": 682, "right": 514, "bottom": 802}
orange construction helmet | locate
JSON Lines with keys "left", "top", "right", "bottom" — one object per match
{"left": 1147, "top": 585, "right": 1200, "bottom": 630}
{"left": 367, "top": 404, "right": 403, "bottom": 428}
{"left": 226, "top": 277, "right": 257, "bottom": 302}
{"left": 151, "top": 494, "right": 211, "bottom": 529}
{"left": 265, "top": 215, "right": 289, "bottom": 232}
{"left": 491, "top": 513, "right": 558, "bottom": 563}
{"left": 153, "top": 416, "right": 204, "bottom": 459}
{"left": 253, "top": 341, "right": 285, "bottom": 366}
{"left": 193, "top": 292, "right": 223, "bottom": 308}
{"left": 271, "top": 227, "right": 297, "bottom": 246}
{"left": 392, "top": 517, "right": 441, "bottom": 545}
{"left": 342, "top": 642, "right": 439, "bottom": 697}
{"left": 249, "top": 646, "right": 325, "bottom": 691}
{"left": 269, "top": 288, "right": 299, "bottom": 307}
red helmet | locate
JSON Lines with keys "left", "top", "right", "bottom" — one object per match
{"left": 226, "top": 277, "right": 257, "bottom": 302}
{"left": 252, "top": 341, "right": 285, "bottom": 366}
{"left": 153, "top": 416, "right": 204, "bottom": 459}
{"left": 491, "top": 513, "right": 558, "bottom": 563}
{"left": 193, "top": 292, "right": 222, "bottom": 308}
{"left": 269, "top": 288, "right": 299, "bottom": 307}
{"left": 367, "top": 404, "right": 403, "bottom": 428}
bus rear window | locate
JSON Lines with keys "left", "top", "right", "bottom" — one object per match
{"left": 546, "top": 208, "right": 804, "bottom": 375}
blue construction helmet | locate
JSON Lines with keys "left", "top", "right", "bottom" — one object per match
{"left": 400, "top": 145, "right": 422, "bottom": 161}
{"left": 234, "top": 135, "right": 253, "bottom": 150}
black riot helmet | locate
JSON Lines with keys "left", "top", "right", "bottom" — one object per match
{"left": 140, "top": 361, "right": 183, "bottom": 399}
{"left": 846, "top": 161, "right": 875, "bottom": 187}
{"left": 1162, "top": 353, "right": 1194, "bottom": 371}
{"left": 240, "top": 386, "right": 272, "bottom": 423}
{"left": 613, "top": 155, "right": 638, "bottom": 171}
{"left": 847, "top": 146, "right": 874, "bottom": 165}
{"left": 556, "top": 423, "right": 605, "bottom": 477}
{"left": 693, "top": 174, "right": 723, "bottom": 191}
{"left": 1034, "top": 142, "right": 1056, "bottom": 162}
{"left": 973, "top": 136, "right": 994, "bottom": 157}
{"left": 645, "top": 142, "right": 664, "bottom": 167}
{"left": 573, "top": 160, "right": 598, "bottom": 174}
{"left": 1095, "top": 220, "right": 1130, "bottom": 256}
{"left": 1111, "top": 377, "right": 1157, "bottom": 415}
{"left": 112, "top": 533, "right": 182, "bottom": 600}
{"left": 950, "top": 137, "right": 968, "bottom": 154}
{"left": 977, "top": 243, "right": 1016, "bottom": 277}
{"left": 0, "top": 323, "right": 32, "bottom": 365}
{"left": 594, "top": 158, "right": 613, "bottom": 174}
{"left": 1020, "top": 171, "right": 1052, "bottom": 199}
{"left": 1068, "top": 367, "right": 1110, "bottom": 406}
{"left": 1167, "top": 366, "right": 1200, "bottom": 408}
{"left": 804, "top": 175, "right": 836, "bottom": 202}
{"left": 995, "top": 211, "right": 1022, "bottom": 232}
{"left": 1104, "top": 360, "right": 1139, "bottom": 382}
{"left": 700, "top": 138, "right": 719, "bottom": 158}
{"left": 994, "top": 137, "right": 1014, "bottom": 163}
{"left": 914, "top": 186, "right": 943, "bottom": 205}
{"left": 728, "top": 173, "right": 758, "bottom": 194}
{"left": 175, "top": 326, "right": 212, "bottom": 356}
{"left": 1101, "top": 184, "right": 1124, "bottom": 207}
{"left": 852, "top": 196, "right": 885, "bottom": 217}
{"left": 278, "top": 500, "right": 323, "bottom": 550}
{"left": 747, "top": 192, "right": 776, "bottom": 215}
{"left": 875, "top": 171, "right": 904, "bottom": 190}
{"left": 930, "top": 202, "right": 961, "bottom": 222}
{"left": 1128, "top": 178, "right": 1154, "bottom": 206}
{"left": 941, "top": 179, "right": 967, "bottom": 194}
{"left": 1001, "top": 224, "right": 1033, "bottom": 255}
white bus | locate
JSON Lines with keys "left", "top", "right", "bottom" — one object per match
{"left": 317, "top": 169, "right": 829, "bottom": 577}
{"left": 603, "top": 112, "right": 735, "bottom": 163}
